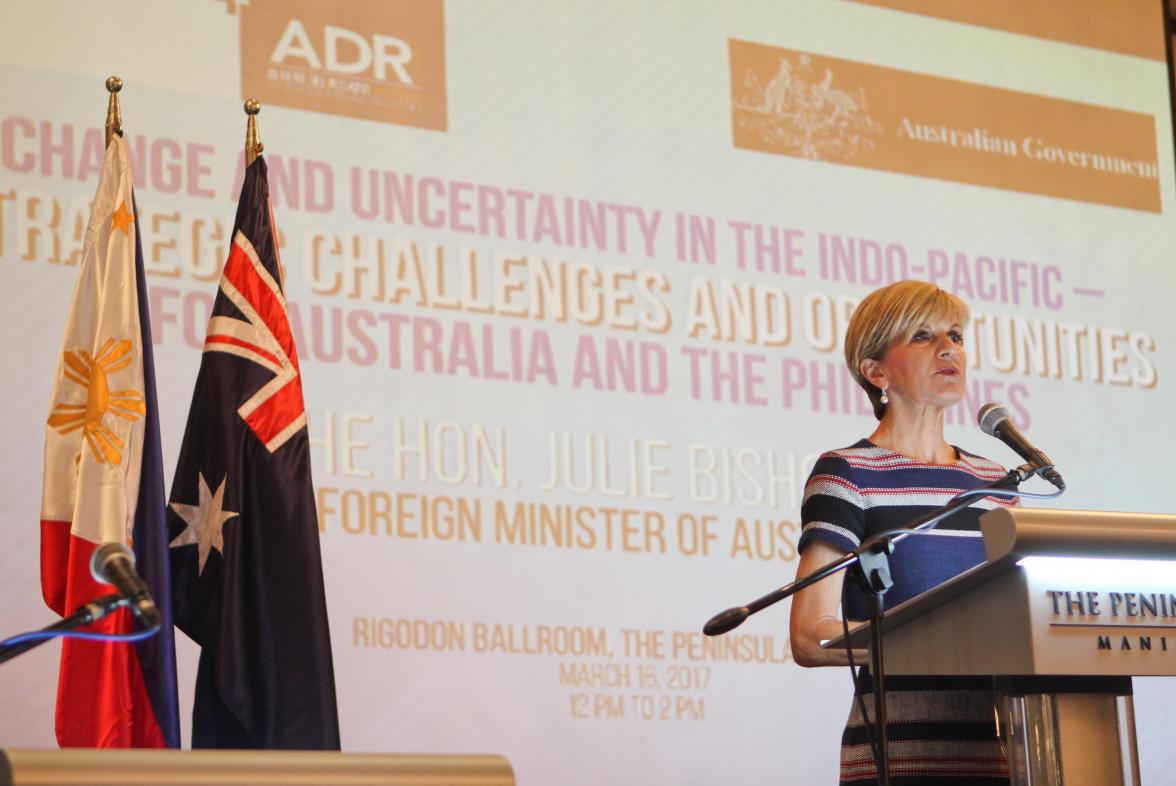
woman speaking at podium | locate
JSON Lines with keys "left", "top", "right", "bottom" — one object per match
{"left": 789, "top": 280, "right": 1015, "bottom": 785}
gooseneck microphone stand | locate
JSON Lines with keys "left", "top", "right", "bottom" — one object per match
{"left": 703, "top": 464, "right": 1035, "bottom": 786}
{"left": 0, "top": 594, "right": 127, "bottom": 666}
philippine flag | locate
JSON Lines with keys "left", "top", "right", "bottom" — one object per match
{"left": 40, "top": 133, "right": 180, "bottom": 748}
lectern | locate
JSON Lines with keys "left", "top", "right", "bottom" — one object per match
{"left": 830, "top": 508, "right": 1176, "bottom": 786}
{"left": 0, "top": 749, "right": 515, "bottom": 786}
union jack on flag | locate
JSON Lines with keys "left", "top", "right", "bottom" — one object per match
{"left": 204, "top": 230, "right": 306, "bottom": 452}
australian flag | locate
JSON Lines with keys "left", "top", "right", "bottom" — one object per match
{"left": 168, "top": 155, "right": 340, "bottom": 749}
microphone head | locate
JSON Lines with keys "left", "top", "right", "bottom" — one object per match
{"left": 977, "top": 402, "right": 1010, "bottom": 437}
{"left": 90, "top": 541, "right": 135, "bottom": 585}
{"left": 703, "top": 606, "right": 749, "bottom": 636}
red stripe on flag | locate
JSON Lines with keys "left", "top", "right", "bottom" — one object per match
{"left": 42, "top": 528, "right": 168, "bottom": 748}
{"left": 40, "top": 518, "right": 72, "bottom": 615}
{"left": 205, "top": 334, "right": 282, "bottom": 367}
{"left": 243, "top": 377, "right": 305, "bottom": 445}
{"left": 223, "top": 241, "right": 300, "bottom": 372}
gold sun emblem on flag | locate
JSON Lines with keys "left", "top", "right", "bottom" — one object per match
{"left": 48, "top": 338, "right": 146, "bottom": 465}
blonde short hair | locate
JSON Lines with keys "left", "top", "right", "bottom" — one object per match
{"left": 844, "top": 280, "right": 969, "bottom": 420}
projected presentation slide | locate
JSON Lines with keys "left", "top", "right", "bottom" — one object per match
{"left": 1, "top": 1, "right": 1173, "bottom": 783}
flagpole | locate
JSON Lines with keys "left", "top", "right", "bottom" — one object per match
{"left": 244, "top": 99, "right": 263, "bottom": 166}
{"left": 105, "top": 76, "right": 123, "bottom": 148}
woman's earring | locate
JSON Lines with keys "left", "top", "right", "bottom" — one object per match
{"left": 879, "top": 388, "right": 889, "bottom": 405}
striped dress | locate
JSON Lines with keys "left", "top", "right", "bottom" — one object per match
{"left": 797, "top": 439, "right": 1017, "bottom": 786}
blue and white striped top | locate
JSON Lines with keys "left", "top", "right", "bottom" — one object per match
{"left": 797, "top": 439, "right": 1016, "bottom": 620}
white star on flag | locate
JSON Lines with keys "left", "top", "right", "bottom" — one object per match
{"left": 169, "top": 472, "right": 238, "bottom": 574}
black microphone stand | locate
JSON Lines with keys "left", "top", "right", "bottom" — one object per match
{"left": 704, "top": 465, "right": 1034, "bottom": 786}
{"left": 0, "top": 594, "right": 127, "bottom": 666}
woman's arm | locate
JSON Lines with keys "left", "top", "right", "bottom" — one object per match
{"left": 788, "top": 539, "right": 868, "bottom": 667}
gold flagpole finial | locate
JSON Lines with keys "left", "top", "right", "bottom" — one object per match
{"left": 244, "top": 99, "right": 263, "bottom": 167}
{"left": 105, "top": 76, "right": 123, "bottom": 148}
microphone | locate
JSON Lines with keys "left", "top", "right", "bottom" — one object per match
{"left": 703, "top": 606, "right": 749, "bottom": 636}
{"left": 977, "top": 403, "right": 1065, "bottom": 490}
{"left": 89, "top": 543, "right": 162, "bottom": 628}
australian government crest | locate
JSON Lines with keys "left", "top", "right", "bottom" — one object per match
{"left": 731, "top": 46, "right": 883, "bottom": 163}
